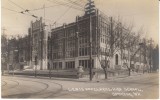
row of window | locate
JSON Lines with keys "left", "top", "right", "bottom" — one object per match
{"left": 100, "top": 36, "right": 109, "bottom": 44}
{"left": 48, "top": 62, "right": 62, "bottom": 70}
{"left": 65, "top": 50, "right": 76, "bottom": 58}
{"left": 79, "top": 37, "right": 88, "bottom": 44}
{"left": 65, "top": 40, "right": 76, "bottom": 50}
{"left": 65, "top": 29, "right": 75, "bottom": 37}
{"left": 79, "top": 60, "right": 94, "bottom": 69}
{"left": 65, "top": 61, "right": 75, "bottom": 69}
{"left": 52, "top": 48, "right": 97, "bottom": 59}
{"left": 47, "top": 60, "right": 94, "bottom": 70}
{"left": 52, "top": 52, "right": 63, "bottom": 59}
{"left": 52, "top": 29, "right": 76, "bottom": 39}
{"left": 79, "top": 47, "right": 89, "bottom": 56}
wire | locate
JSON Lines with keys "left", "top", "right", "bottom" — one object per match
{"left": 25, "top": 0, "right": 74, "bottom": 12}
{"left": 28, "top": 4, "right": 61, "bottom": 11}
{"left": 2, "top": 7, "right": 19, "bottom": 13}
{"left": 49, "top": 0, "right": 81, "bottom": 27}
{"left": 77, "top": 0, "right": 87, "bottom": 5}
{"left": 8, "top": 0, "right": 25, "bottom": 10}
{"left": 56, "top": 0, "right": 84, "bottom": 10}
{"left": 56, "top": 6, "right": 72, "bottom": 22}
{"left": 65, "top": 0, "right": 84, "bottom": 8}
{"left": 79, "top": 0, "right": 87, "bottom": 4}
{"left": 7, "top": 0, "right": 38, "bottom": 18}
{"left": 2, "top": 7, "right": 37, "bottom": 18}
{"left": 47, "top": 0, "right": 84, "bottom": 11}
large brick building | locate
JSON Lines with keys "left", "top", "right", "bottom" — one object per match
{"left": 4, "top": 0, "right": 150, "bottom": 72}
{"left": 47, "top": 9, "right": 144, "bottom": 71}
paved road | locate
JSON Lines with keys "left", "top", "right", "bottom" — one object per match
{"left": 1, "top": 72, "right": 159, "bottom": 99}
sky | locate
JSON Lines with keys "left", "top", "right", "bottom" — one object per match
{"left": 1, "top": 0, "right": 159, "bottom": 44}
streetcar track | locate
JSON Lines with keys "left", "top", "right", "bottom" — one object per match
{"left": 45, "top": 81, "right": 63, "bottom": 98}
{"left": 16, "top": 78, "right": 63, "bottom": 98}
{"left": 2, "top": 80, "right": 19, "bottom": 90}
{"left": 4, "top": 76, "right": 63, "bottom": 98}
{"left": 10, "top": 78, "right": 49, "bottom": 95}
{"left": 2, "top": 81, "right": 7, "bottom": 86}
{"left": 2, "top": 77, "right": 63, "bottom": 98}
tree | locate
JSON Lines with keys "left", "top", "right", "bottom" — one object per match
{"left": 95, "top": 15, "right": 144, "bottom": 79}
{"left": 152, "top": 45, "right": 159, "bottom": 71}
{"left": 96, "top": 17, "right": 133, "bottom": 79}
{"left": 35, "top": 56, "right": 38, "bottom": 77}
{"left": 123, "top": 33, "right": 142, "bottom": 75}
{"left": 1, "top": 33, "right": 8, "bottom": 74}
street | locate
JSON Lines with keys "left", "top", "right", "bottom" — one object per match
{"left": 1, "top": 72, "right": 159, "bottom": 99}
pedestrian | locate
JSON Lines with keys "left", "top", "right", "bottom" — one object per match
{"left": 77, "top": 64, "right": 84, "bottom": 78}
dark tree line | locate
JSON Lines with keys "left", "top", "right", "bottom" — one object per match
{"left": 152, "top": 45, "right": 159, "bottom": 71}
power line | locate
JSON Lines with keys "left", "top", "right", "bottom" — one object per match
{"left": 79, "top": 0, "right": 87, "bottom": 4}
{"left": 28, "top": 0, "right": 84, "bottom": 12}
{"left": 7, "top": 0, "right": 38, "bottom": 18}
{"left": 55, "top": 0, "right": 84, "bottom": 10}
{"left": 2, "top": 7, "right": 37, "bottom": 18}
{"left": 28, "top": 4, "right": 61, "bottom": 11}
{"left": 2, "top": 7, "right": 19, "bottom": 13}
{"left": 56, "top": 6, "right": 72, "bottom": 22}
{"left": 77, "top": 0, "right": 87, "bottom": 5}
{"left": 47, "top": 0, "right": 84, "bottom": 11}
{"left": 23, "top": 0, "right": 72, "bottom": 12}
{"left": 49, "top": 0, "right": 81, "bottom": 27}
{"left": 8, "top": 0, "right": 25, "bottom": 10}
{"left": 65, "top": 0, "right": 84, "bottom": 8}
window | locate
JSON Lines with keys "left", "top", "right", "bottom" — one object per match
{"left": 47, "top": 63, "right": 50, "bottom": 70}
{"left": 59, "top": 62, "right": 62, "bottom": 69}
{"left": 85, "top": 47, "right": 87, "bottom": 55}
{"left": 79, "top": 59, "right": 94, "bottom": 69}
{"left": 65, "top": 61, "right": 75, "bottom": 69}
{"left": 82, "top": 48, "right": 84, "bottom": 56}
{"left": 115, "top": 54, "right": 118, "bottom": 65}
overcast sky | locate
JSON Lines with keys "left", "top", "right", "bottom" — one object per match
{"left": 1, "top": 0, "right": 159, "bottom": 44}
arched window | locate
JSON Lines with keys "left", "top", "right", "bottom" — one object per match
{"left": 115, "top": 54, "right": 118, "bottom": 65}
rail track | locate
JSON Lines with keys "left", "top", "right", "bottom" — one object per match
{"left": 2, "top": 77, "right": 63, "bottom": 98}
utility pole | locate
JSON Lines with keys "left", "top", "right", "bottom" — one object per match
{"left": 104, "top": 41, "right": 108, "bottom": 79}
{"left": 49, "top": 35, "right": 52, "bottom": 79}
{"left": 89, "top": 0, "right": 93, "bottom": 81}
{"left": 85, "top": 0, "right": 96, "bottom": 81}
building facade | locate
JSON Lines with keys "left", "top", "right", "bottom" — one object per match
{"left": 28, "top": 17, "right": 48, "bottom": 70}
{"left": 4, "top": 1, "right": 150, "bottom": 72}
{"left": 48, "top": 10, "right": 126, "bottom": 70}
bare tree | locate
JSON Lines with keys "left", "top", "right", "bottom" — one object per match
{"left": 122, "top": 27, "right": 143, "bottom": 76}
{"left": 95, "top": 16, "right": 144, "bottom": 79}
{"left": 96, "top": 17, "right": 130, "bottom": 79}
{"left": 1, "top": 33, "right": 8, "bottom": 75}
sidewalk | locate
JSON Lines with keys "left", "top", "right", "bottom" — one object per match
{"left": 3, "top": 70, "right": 144, "bottom": 83}
{"left": 78, "top": 72, "right": 143, "bottom": 82}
